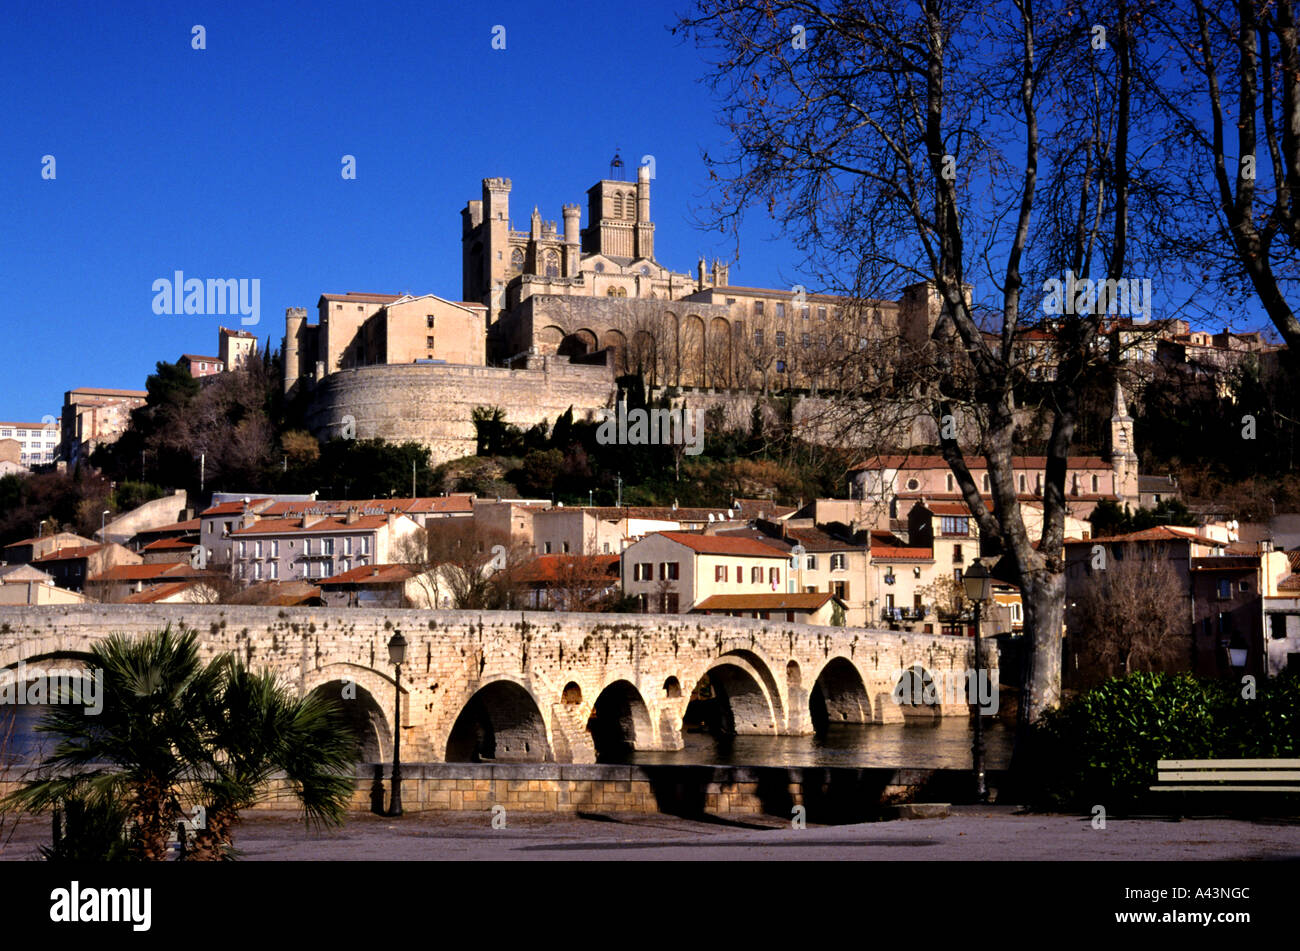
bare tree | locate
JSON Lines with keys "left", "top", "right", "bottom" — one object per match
{"left": 677, "top": 0, "right": 1181, "bottom": 732}
{"left": 402, "top": 520, "right": 534, "bottom": 609}
{"left": 1153, "top": 0, "right": 1300, "bottom": 351}
{"left": 1070, "top": 545, "right": 1190, "bottom": 682}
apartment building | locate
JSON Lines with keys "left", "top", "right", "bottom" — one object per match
{"left": 60, "top": 387, "right": 148, "bottom": 465}
{"left": 0, "top": 419, "right": 60, "bottom": 467}
{"left": 228, "top": 511, "right": 422, "bottom": 583}
{"left": 178, "top": 354, "right": 224, "bottom": 377}
{"left": 620, "top": 531, "right": 790, "bottom": 614}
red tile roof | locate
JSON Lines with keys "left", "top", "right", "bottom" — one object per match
{"left": 1070, "top": 525, "right": 1223, "bottom": 547}
{"left": 89, "top": 563, "right": 193, "bottom": 582}
{"left": 230, "top": 515, "right": 394, "bottom": 535}
{"left": 694, "top": 592, "right": 836, "bottom": 612}
{"left": 319, "top": 564, "right": 414, "bottom": 586}
{"left": 33, "top": 544, "right": 105, "bottom": 563}
{"left": 319, "top": 292, "right": 403, "bottom": 304}
{"left": 869, "top": 532, "right": 935, "bottom": 561}
{"left": 121, "top": 581, "right": 199, "bottom": 603}
{"left": 141, "top": 537, "right": 196, "bottom": 551}
{"left": 651, "top": 531, "right": 788, "bottom": 558}
{"left": 201, "top": 499, "right": 272, "bottom": 516}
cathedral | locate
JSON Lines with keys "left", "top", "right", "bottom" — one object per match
{"left": 284, "top": 156, "right": 941, "bottom": 398}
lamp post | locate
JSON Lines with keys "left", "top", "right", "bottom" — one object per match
{"left": 387, "top": 632, "right": 407, "bottom": 817}
{"left": 100, "top": 509, "right": 110, "bottom": 544}
{"left": 962, "top": 560, "right": 992, "bottom": 803}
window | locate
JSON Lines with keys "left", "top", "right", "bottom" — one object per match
{"left": 1239, "top": 580, "right": 1249, "bottom": 593}
{"left": 304, "top": 538, "right": 313, "bottom": 556}
{"left": 940, "top": 516, "right": 969, "bottom": 536}
{"left": 427, "top": 336, "right": 435, "bottom": 348}
{"left": 659, "top": 562, "right": 679, "bottom": 580}
{"left": 269, "top": 561, "right": 278, "bottom": 580}
{"left": 800, "top": 306, "right": 809, "bottom": 320}
{"left": 254, "top": 540, "right": 263, "bottom": 558}
{"left": 562, "top": 541, "right": 571, "bottom": 553}
{"left": 343, "top": 537, "right": 352, "bottom": 555}
{"left": 768, "top": 567, "right": 780, "bottom": 585}
{"left": 754, "top": 300, "right": 765, "bottom": 315}
{"left": 595, "top": 262, "right": 605, "bottom": 273}
{"left": 775, "top": 331, "right": 786, "bottom": 348}
{"left": 776, "top": 360, "right": 786, "bottom": 373}
{"left": 954, "top": 568, "right": 963, "bottom": 583}
{"left": 801, "top": 333, "right": 811, "bottom": 347}
{"left": 1091, "top": 474, "right": 1099, "bottom": 493}
{"left": 15, "top": 430, "right": 26, "bottom": 438}
{"left": 662, "top": 593, "right": 679, "bottom": 613}
{"left": 818, "top": 307, "right": 827, "bottom": 321}
{"left": 726, "top": 297, "right": 736, "bottom": 305}
{"left": 270, "top": 540, "right": 279, "bottom": 558}
{"left": 545, "top": 252, "right": 559, "bottom": 277}
{"left": 360, "top": 537, "right": 370, "bottom": 555}
{"left": 427, "top": 315, "right": 436, "bottom": 328}
{"left": 832, "top": 580, "right": 847, "bottom": 599}
{"left": 715, "top": 565, "right": 729, "bottom": 582}
{"left": 776, "top": 302, "right": 785, "bottom": 317}
{"left": 1019, "top": 474, "right": 1027, "bottom": 493}
{"left": 340, "top": 558, "right": 350, "bottom": 574}
{"left": 602, "top": 542, "right": 611, "bottom": 554}
{"left": 543, "top": 541, "right": 552, "bottom": 554}
{"left": 953, "top": 544, "right": 963, "bottom": 563}
{"left": 946, "top": 474, "right": 954, "bottom": 491}
{"left": 751, "top": 566, "right": 762, "bottom": 583}
{"left": 906, "top": 478, "right": 920, "bottom": 490}
{"left": 634, "top": 562, "right": 653, "bottom": 581}
{"left": 806, "top": 554, "right": 818, "bottom": 570}
{"left": 322, "top": 538, "right": 334, "bottom": 556}
{"left": 981, "top": 474, "right": 990, "bottom": 492}
{"left": 254, "top": 561, "right": 263, "bottom": 580}
{"left": 754, "top": 330, "right": 764, "bottom": 347}
{"left": 1218, "top": 579, "right": 1232, "bottom": 599}
{"left": 238, "top": 541, "right": 247, "bottom": 558}
{"left": 831, "top": 553, "right": 846, "bottom": 571}
{"left": 736, "top": 564, "right": 744, "bottom": 582}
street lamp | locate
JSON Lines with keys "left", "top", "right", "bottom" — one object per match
{"left": 962, "top": 560, "right": 992, "bottom": 803}
{"left": 100, "top": 509, "right": 110, "bottom": 544}
{"left": 387, "top": 632, "right": 407, "bottom": 817}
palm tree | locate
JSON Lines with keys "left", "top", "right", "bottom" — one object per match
{"left": 6, "top": 626, "right": 219, "bottom": 860}
{"left": 4, "top": 626, "right": 358, "bottom": 861}
{"left": 183, "top": 660, "right": 359, "bottom": 860}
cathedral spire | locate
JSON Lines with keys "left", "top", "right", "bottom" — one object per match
{"left": 1112, "top": 381, "right": 1131, "bottom": 421}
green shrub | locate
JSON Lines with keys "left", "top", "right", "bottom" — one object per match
{"left": 1028, "top": 670, "right": 1300, "bottom": 812}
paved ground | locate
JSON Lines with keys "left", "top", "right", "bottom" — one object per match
{"left": 4, "top": 806, "right": 1298, "bottom": 860}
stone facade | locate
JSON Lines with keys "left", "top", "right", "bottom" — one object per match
{"left": 304, "top": 357, "right": 617, "bottom": 464}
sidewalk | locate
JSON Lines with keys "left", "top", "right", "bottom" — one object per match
{"left": 5, "top": 805, "right": 1298, "bottom": 860}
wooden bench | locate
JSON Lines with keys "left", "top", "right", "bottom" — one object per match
{"left": 1150, "top": 759, "right": 1300, "bottom": 793}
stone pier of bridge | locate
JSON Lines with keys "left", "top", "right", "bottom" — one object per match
{"left": 0, "top": 605, "right": 998, "bottom": 765}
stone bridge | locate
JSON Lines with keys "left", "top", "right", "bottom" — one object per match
{"left": 0, "top": 605, "right": 997, "bottom": 764}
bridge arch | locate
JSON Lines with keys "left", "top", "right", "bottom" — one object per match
{"left": 303, "top": 664, "right": 399, "bottom": 762}
{"left": 445, "top": 678, "right": 552, "bottom": 763}
{"left": 2, "top": 652, "right": 103, "bottom": 763}
{"left": 808, "top": 656, "right": 871, "bottom": 731}
{"left": 892, "top": 664, "right": 942, "bottom": 719}
{"left": 586, "top": 679, "right": 654, "bottom": 761}
{"left": 681, "top": 649, "right": 784, "bottom": 736}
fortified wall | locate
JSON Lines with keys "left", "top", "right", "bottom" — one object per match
{"left": 304, "top": 356, "right": 617, "bottom": 464}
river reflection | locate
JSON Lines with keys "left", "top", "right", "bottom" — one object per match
{"left": 624, "top": 718, "right": 1013, "bottom": 770}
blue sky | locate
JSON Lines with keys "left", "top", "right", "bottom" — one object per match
{"left": 1, "top": 0, "right": 802, "bottom": 421}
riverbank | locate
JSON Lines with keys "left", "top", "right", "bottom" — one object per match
{"left": 4, "top": 806, "right": 1298, "bottom": 860}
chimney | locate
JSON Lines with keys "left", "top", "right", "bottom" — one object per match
{"left": 345, "top": 506, "right": 360, "bottom": 525}
{"left": 372, "top": 566, "right": 379, "bottom": 577}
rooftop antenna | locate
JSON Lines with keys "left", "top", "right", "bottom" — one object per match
{"left": 610, "top": 148, "right": 625, "bottom": 181}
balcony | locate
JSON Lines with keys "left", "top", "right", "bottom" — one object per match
{"left": 880, "top": 606, "right": 929, "bottom": 623}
